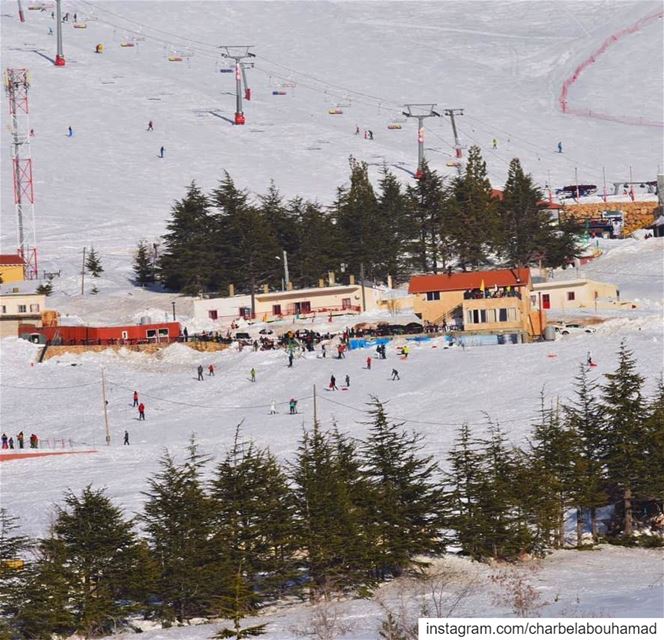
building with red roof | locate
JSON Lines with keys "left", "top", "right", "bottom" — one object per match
{"left": 0, "top": 254, "right": 25, "bottom": 284}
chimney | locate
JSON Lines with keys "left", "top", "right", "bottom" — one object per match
{"left": 328, "top": 271, "right": 335, "bottom": 286}
{"left": 349, "top": 274, "right": 356, "bottom": 285}
{"left": 228, "top": 283, "right": 235, "bottom": 297}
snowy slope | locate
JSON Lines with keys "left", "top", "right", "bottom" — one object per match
{"left": 1, "top": 0, "right": 662, "bottom": 286}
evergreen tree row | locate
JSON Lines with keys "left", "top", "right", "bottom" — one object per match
{"left": 2, "top": 346, "right": 661, "bottom": 638}
{"left": 147, "top": 150, "right": 580, "bottom": 295}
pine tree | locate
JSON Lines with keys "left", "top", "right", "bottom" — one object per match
{"left": 133, "top": 240, "right": 156, "bottom": 285}
{"left": 601, "top": 341, "right": 649, "bottom": 537}
{"left": 361, "top": 398, "right": 444, "bottom": 577}
{"left": 0, "top": 510, "right": 31, "bottom": 638}
{"left": 375, "top": 167, "right": 409, "bottom": 283}
{"left": 45, "top": 486, "right": 142, "bottom": 637}
{"left": 291, "top": 423, "right": 369, "bottom": 597}
{"left": 85, "top": 246, "right": 104, "bottom": 277}
{"left": 642, "top": 376, "right": 664, "bottom": 502}
{"left": 158, "top": 181, "right": 217, "bottom": 294}
{"left": 449, "top": 146, "right": 497, "bottom": 270}
{"left": 563, "top": 365, "right": 607, "bottom": 544}
{"left": 209, "top": 429, "right": 298, "bottom": 603}
{"left": 142, "top": 439, "right": 217, "bottom": 622}
{"left": 36, "top": 280, "right": 53, "bottom": 296}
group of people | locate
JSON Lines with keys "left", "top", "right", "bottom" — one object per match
{"left": 463, "top": 286, "right": 521, "bottom": 300}
{"left": 1, "top": 432, "right": 38, "bottom": 450}
{"left": 354, "top": 125, "right": 373, "bottom": 139}
{"left": 132, "top": 391, "right": 146, "bottom": 420}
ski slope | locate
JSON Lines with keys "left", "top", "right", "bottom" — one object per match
{"left": 1, "top": 0, "right": 662, "bottom": 285}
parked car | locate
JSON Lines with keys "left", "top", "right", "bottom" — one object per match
{"left": 552, "top": 322, "right": 596, "bottom": 336}
{"left": 234, "top": 331, "right": 252, "bottom": 341}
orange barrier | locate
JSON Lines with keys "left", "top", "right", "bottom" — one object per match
{"left": 0, "top": 450, "right": 97, "bottom": 463}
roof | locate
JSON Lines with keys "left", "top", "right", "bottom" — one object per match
{"left": 490, "top": 188, "right": 562, "bottom": 209}
{"left": 0, "top": 254, "right": 25, "bottom": 266}
{"left": 409, "top": 268, "right": 531, "bottom": 294}
{"left": 532, "top": 278, "right": 616, "bottom": 291}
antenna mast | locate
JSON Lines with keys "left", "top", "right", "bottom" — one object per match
{"left": 219, "top": 46, "right": 255, "bottom": 125}
{"left": 4, "top": 68, "right": 38, "bottom": 279}
{"left": 402, "top": 103, "right": 440, "bottom": 179}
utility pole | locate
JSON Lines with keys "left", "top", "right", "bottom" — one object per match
{"left": 54, "top": 0, "right": 65, "bottom": 66}
{"left": 402, "top": 104, "right": 440, "bottom": 179}
{"left": 313, "top": 384, "right": 317, "bottom": 424}
{"left": 80, "top": 246, "right": 86, "bottom": 295}
{"left": 171, "top": 300, "right": 176, "bottom": 321}
{"left": 101, "top": 367, "right": 111, "bottom": 446}
{"left": 359, "top": 262, "right": 367, "bottom": 312}
{"left": 602, "top": 166, "right": 607, "bottom": 203}
{"left": 219, "top": 46, "right": 255, "bottom": 125}
{"left": 575, "top": 167, "right": 580, "bottom": 200}
{"left": 17, "top": 0, "right": 25, "bottom": 22}
{"left": 282, "top": 250, "right": 289, "bottom": 288}
{"left": 443, "top": 108, "right": 464, "bottom": 173}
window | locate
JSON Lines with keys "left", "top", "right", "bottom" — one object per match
{"left": 18, "top": 305, "right": 27, "bottom": 313}
{"left": 498, "top": 308, "right": 507, "bottom": 322}
{"left": 0, "top": 306, "right": 5, "bottom": 314}
{"left": 300, "top": 301, "right": 311, "bottom": 314}
{"left": 30, "top": 304, "right": 40, "bottom": 312}
{"left": 508, "top": 308, "right": 517, "bottom": 321}
{"left": 466, "top": 310, "right": 473, "bottom": 325}
{"left": 530, "top": 295, "right": 536, "bottom": 305}
{"left": 158, "top": 328, "right": 169, "bottom": 337}
{"left": 341, "top": 297, "right": 351, "bottom": 309}
{"left": 567, "top": 291, "right": 575, "bottom": 301}
{"left": 208, "top": 310, "right": 218, "bottom": 320}
{"left": 487, "top": 309, "right": 496, "bottom": 323}
{"left": 121, "top": 331, "right": 129, "bottom": 340}
{"left": 272, "top": 304, "right": 282, "bottom": 316}
{"left": 239, "top": 307, "right": 251, "bottom": 319}
{"left": 542, "top": 294, "right": 551, "bottom": 309}
{"left": 426, "top": 291, "right": 440, "bottom": 301}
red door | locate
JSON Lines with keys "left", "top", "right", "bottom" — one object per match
{"left": 542, "top": 294, "right": 551, "bottom": 309}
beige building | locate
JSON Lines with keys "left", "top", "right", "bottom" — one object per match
{"left": 531, "top": 278, "right": 620, "bottom": 311}
{"left": 408, "top": 268, "right": 545, "bottom": 339}
{"left": 0, "top": 284, "right": 46, "bottom": 338}
{"left": 0, "top": 254, "right": 25, "bottom": 284}
{"left": 194, "top": 282, "right": 384, "bottom": 323}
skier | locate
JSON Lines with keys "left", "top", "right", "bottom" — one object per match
{"left": 208, "top": 363, "right": 215, "bottom": 376}
{"left": 8, "top": 438, "right": 14, "bottom": 450}
{"left": 183, "top": 327, "right": 189, "bottom": 342}
{"left": 17, "top": 431, "right": 24, "bottom": 449}
{"left": 48, "top": 26, "right": 53, "bottom": 35}
{"left": 289, "top": 398, "right": 297, "bottom": 414}
{"left": 138, "top": 403, "right": 146, "bottom": 420}
{"left": 250, "top": 368, "right": 256, "bottom": 382}
{"left": 345, "top": 374, "right": 350, "bottom": 388}
{"left": 67, "top": 126, "right": 73, "bottom": 137}
{"left": 288, "top": 352, "right": 294, "bottom": 368}
{"left": 123, "top": 430, "right": 130, "bottom": 445}
{"left": 492, "top": 138, "right": 497, "bottom": 149}
{"left": 197, "top": 364, "right": 204, "bottom": 381}
{"left": 1, "top": 434, "right": 7, "bottom": 449}
{"left": 586, "top": 351, "right": 595, "bottom": 367}
{"left": 133, "top": 390, "right": 139, "bottom": 407}
{"left": 269, "top": 400, "right": 277, "bottom": 415}
{"left": 159, "top": 146, "right": 165, "bottom": 158}
{"left": 368, "top": 130, "right": 374, "bottom": 140}
{"left": 401, "top": 344, "right": 409, "bottom": 359}
{"left": 147, "top": 120, "right": 154, "bottom": 131}
{"left": 321, "top": 343, "right": 327, "bottom": 358}
{"left": 354, "top": 125, "right": 360, "bottom": 135}
{"left": 557, "top": 141, "right": 563, "bottom": 153}
{"left": 329, "top": 374, "right": 338, "bottom": 391}
{"left": 366, "top": 356, "right": 372, "bottom": 370}
{"left": 391, "top": 368, "right": 400, "bottom": 380}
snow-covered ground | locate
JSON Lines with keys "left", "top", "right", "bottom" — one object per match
{"left": 1, "top": 1, "right": 663, "bottom": 631}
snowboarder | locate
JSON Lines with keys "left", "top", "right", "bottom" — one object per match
{"left": 17, "top": 431, "right": 24, "bottom": 449}
{"left": 1, "top": 433, "right": 8, "bottom": 449}
{"left": 123, "top": 430, "right": 130, "bottom": 445}
{"left": 329, "top": 374, "right": 338, "bottom": 391}
{"left": 269, "top": 400, "right": 277, "bottom": 415}
{"left": 557, "top": 142, "right": 563, "bottom": 153}
{"left": 250, "top": 368, "right": 256, "bottom": 382}
{"left": 289, "top": 398, "right": 297, "bottom": 414}
{"left": 67, "top": 126, "right": 73, "bottom": 137}
{"left": 208, "top": 363, "right": 215, "bottom": 376}
{"left": 391, "top": 368, "right": 400, "bottom": 380}
{"left": 366, "top": 356, "right": 372, "bottom": 370}
{"left": 345, "top": 374, "right": 350, "bottom": 388}
{"left": 133, "top": 390, "right": 139, "bottom": 407}
{"left": 147, "top": 120, "right": 153, "bottom": 131}
{"left": 138, "top": 403, "right": 145, "bottom": 420}
{"left": 159, "top": 146, "right": 165, "bottom": 158}
{"left": 197, "top": 364, "right": 204, "bottom": 381}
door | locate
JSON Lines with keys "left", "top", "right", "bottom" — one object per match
{"left": 542, "top": 294, "right": 551, "bottom": 309}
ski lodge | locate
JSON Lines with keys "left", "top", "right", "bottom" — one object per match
{"left": 531, "top": 278, "right": 621, "bottom": 312}
{"left": 0, "top": 283, "right": 47, "bottom": 338}
{"left": 408, "top": 268, "right": 545, "bottom": 339}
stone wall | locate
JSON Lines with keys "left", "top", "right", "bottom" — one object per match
{"left": 43, "top": 341, "right": 229, "bottom": 360}
{"left": 563, "top": 201, "right": 660, "bottom": 235}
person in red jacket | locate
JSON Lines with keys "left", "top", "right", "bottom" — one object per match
{"left": 366, "top": 356, "right": 372, "bottom": 370}
{"left": 133, "top": 390, "right": 139, "bottom": 407}
{"left": 138, "top": 403, "right": 145, "bottom": 420}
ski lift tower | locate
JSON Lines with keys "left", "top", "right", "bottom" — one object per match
{"left": 54, "top": 0, "right": 65, "bottom": 66}
{"left": 4, "top": 68, "right": 38, "bottom": 279}
{"left": 402, "top": 104, "right": 440, "bottom": 179}
{"left": 219, "top": 46, "right": 255, "bottom": 125}
{"left": 443, "top": 108, "right": 464, "bottom": 174}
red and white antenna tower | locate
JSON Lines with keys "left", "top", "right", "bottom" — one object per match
{"left": 4, "top": 68, "right": 38, "bottom": 279}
